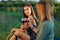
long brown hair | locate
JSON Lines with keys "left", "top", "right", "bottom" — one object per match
{"left": 23, "top": 4, "right": 38, "bottom": 22}
{"left": 36, "top": 2, "right": 53, "bottom": 23}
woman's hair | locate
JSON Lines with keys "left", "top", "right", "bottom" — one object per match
{"left": 23, "top": 4, "right": 38, "bottom": 22}
{"left": 36, "top": 2, "right": 53, "bottom": 22}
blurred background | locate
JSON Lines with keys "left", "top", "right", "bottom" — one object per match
{"left": 0, "top": 0, "right": 60, "bottom": 40}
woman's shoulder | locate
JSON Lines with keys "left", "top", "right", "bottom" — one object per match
{"left": 43, "top": 19, "right": 54, "bottom": 26}
{"left": 44, "top": 19, "right": 54, "bottom": 23}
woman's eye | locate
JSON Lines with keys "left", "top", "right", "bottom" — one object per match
{"left": 24, "top": 9, "right": 27, "bottom": 11}
{"left": 24, "top": 8, "right": 30, "bottom": 12}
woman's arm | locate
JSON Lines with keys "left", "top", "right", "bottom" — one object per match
{"left": 30, "top": 26, "right": 38, "bottom": 33}
{"left": 28, "top": 15, "right": 38, "bottom": 33}
{"left": 28, "top": 21, "right": 38, "bottom": 33}
{"left": 28, "top": 15, "right": 37, "bottom": 25}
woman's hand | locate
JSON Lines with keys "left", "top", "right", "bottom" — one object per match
{"left": 28, "top": 21, "right": 34, "bottom": 29}
{"left": 19, "top": 29, "right": 25, "bottom": 32}
{"left": 10, "top": 28, "right": 17, "bottom": 34}
{"left": 21, "top": 25, "right": 26, "bottom": 30}
{"left": 28, "top": 15, "right": 36, "bottom": 25}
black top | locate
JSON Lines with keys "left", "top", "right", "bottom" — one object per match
{"left": 27, "top": 25, "right": 37, "bottom": 40}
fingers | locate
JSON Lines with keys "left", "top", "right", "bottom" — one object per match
{"left": 10, "top": 28, "right": 17, "bottom": 34}
{"left": 10, "top": 35, "right": 16, "bottom": 40}
{"left": 28, "top": 22, "right": 33, "bottom": 27}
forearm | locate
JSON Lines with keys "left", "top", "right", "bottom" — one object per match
{"left": 30, "top": 25, "right": 38, "bottom": 33}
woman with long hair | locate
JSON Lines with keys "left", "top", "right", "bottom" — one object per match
{"left": 23, "top": 4, "right": 38, "bottom": 40}
{"left": 7, "top": 4, "right": 38, "bottom": 40}
{"left": 36, "top": 2, "right": 54, "bottom": 40}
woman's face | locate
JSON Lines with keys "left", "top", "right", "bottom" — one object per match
{"left": 24, "top": 6, "right": 31, "bottom": 16}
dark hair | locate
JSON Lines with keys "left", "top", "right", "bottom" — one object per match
{"left": 23, "top": 4, "right": 32, "bottom": 18}
{"left": 23, "top": 4, "right": 38, "bottom": 22}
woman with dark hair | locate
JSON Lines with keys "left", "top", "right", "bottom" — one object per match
{"left": 22, "top": 4, "right": 38, "bottom": 40}
{"left": 7, "top": 4, "right": 38, "bottom": 40}
{"left": 23, "top": 5, "right": 37, "bottom": 40}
